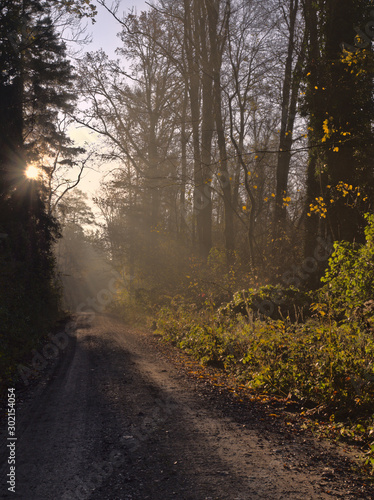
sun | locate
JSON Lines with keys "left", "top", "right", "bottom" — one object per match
{"left": 25, "top": 165, "right": 40, "bottom": 180}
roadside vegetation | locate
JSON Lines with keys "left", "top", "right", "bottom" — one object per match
{"left": 154, "top": 214, "right": 374, "bottom": 473}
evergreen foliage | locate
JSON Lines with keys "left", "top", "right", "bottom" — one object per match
{"left": 0, "top": 0, "right": 79, "bottom": 387}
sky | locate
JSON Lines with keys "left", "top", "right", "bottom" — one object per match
{"left": 89, "top": 0, "right": 149, "bottom": 57}
{"left": 67, "top": 0, "right": 150, "bottom": 204}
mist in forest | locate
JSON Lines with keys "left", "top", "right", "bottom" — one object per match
{"left": 56, "top": 0, "right": 373, "bottom": 319}
{"left": 1, "top": 0, "right": 373, "bottom": 349}
{"left": 56, "top": 231, "right": 113, "bottom": 311}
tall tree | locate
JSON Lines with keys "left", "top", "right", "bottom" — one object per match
{"left": 206, "top": 0, "right": 235, "bottom": 262}
{"left": 0, "top": 0, "right": 82, "bottom": 196}
{"left": 273, "top": 0, "right": 306, "bottom": 231}
{"left": 0, "top": 0, "right": 83, "bottom": 355}
{"left": 181, "top": 0, "right": 214, "bottom": 259}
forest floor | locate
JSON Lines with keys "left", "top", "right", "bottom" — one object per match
{"left": 1, "top": 314, "right": 374, "bottom": 499}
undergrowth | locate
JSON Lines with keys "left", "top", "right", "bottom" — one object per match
{"left": 155, "top": 214, "right": 374, "bottom": 473}
{"left": 156, "top": 298, "right": 374, "bottom": 411}
{"left": 155, "top": 299, "right": 374, "bottom": 469}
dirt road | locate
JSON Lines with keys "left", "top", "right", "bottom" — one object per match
{"left": 0, "top": 315, "right": 372, "bottom": 499}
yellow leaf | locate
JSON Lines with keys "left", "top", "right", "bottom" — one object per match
{"left": 333, "top": 147, "right": 339, "bottom": 152}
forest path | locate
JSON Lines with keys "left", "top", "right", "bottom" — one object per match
{"left": 0, "top": 314, "right": 370, "bottom": 499}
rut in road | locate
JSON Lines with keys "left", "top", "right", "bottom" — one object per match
{"left": 0, "top": 315, "right": 366, "bottom": 499}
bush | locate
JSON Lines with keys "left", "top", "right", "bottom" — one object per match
{"left": 156, "top": 300, "right": 374, "bottom": 413}
{"left": 320, "top": 213, "right": 374, "bottom": 319}
{"left": 154, "top": 223, "right": 374, "bottom": 471}
{"left": 218, "top": 285, "right": 313, "bottom": 322}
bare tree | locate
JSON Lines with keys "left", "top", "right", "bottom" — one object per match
{"left": 273, "top": 0, "right": 306, "bottom": 232}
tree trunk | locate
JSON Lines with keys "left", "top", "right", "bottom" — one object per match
{"left": 206, "top": 0, "right": 234, "bottom": 263}
{"left": 184, "top": 0, "right": 213, "bottom": 260}
{"left": 274, "top": 0, "right": 301, "bottom": 231}
{"left": 179, "top": 84, "right": 189, "bottom": 238}
{"left": 198, "top": 3, "right": 213, "bottom": 260}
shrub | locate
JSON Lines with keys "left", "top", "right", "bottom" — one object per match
{"left": 218, "top": 284, "right": 313, "bottom": 322}
{"left": 320, "top": 213, "right": 374, "bottom": 319}
{"left": 156, "top": 300, "right": 374, "bottom": 413}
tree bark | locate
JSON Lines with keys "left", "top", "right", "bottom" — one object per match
{"left": 184, "top": 0, "right": 213, "bottom": 260}
{"left": 274, "top": 0, "right": 303, "bottom": 231}
{"left": 206, "top": 0, "right": 234, "bottom": 263}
